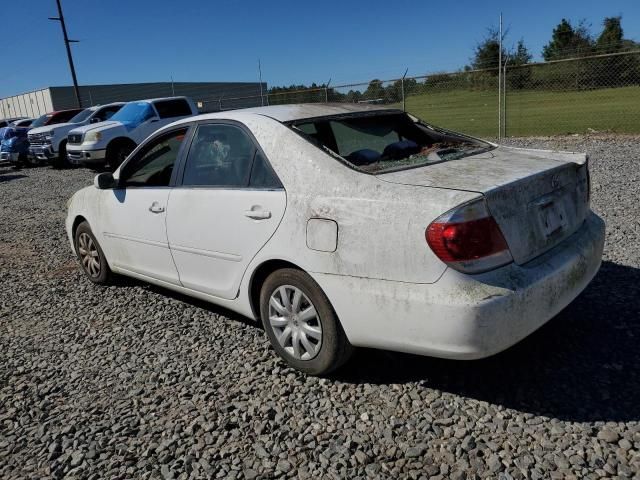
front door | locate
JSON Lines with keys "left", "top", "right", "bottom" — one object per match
{"left": 98, "top": 126, "right": 191, "bottom": 285}
{"left": 166, "top": 122, "right": 286, "bottom": 299}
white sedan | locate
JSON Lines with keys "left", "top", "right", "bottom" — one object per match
{"left": 65, "top": 104, "right": 605, "bottom": 375}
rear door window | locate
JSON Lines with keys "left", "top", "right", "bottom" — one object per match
{"left": 249, "top": 151, "right": 282, "bottom": 189}
{"left": 154, "top": 99, "right": 192, "bottom": 119}
{"left": 182, "top": 124, "right": 255, "bottom": 187}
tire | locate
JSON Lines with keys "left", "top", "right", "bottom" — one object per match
{"left": 15, "top": 154, "right": 27, "bottom": 169}
{"left": 21, "top": 155, "right": 36, "bottom": 168}
{"left": 74, "top": 222, "right": 112, "bottom": 285}
{"left": 260, "top": 268, "right": 353, "bottom": 375}
{"left": 52, "top": 141, "right": 69, "bottom": 169}
{"left": 107, "top": 142, "right": 134, "bottom": 172}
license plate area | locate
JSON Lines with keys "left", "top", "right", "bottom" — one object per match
{"left": 534, "top": 194, "right": 569, "bottom": 238}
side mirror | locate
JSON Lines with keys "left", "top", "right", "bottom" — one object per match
{"left": 90, "top": 117, "right": 102, "bottom": 124}
{"left": 94, "top": 172, "right": 117, "bottom": 189}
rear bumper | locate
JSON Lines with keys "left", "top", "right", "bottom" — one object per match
{"left": 67, "top": 147, "right": 106, "bottom": 165}
{"left": 312, "top": 212, "right": 605, "bottom": 359}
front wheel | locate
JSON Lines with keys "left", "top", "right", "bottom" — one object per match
{"left": 260, "top": 268, "right": 353, "bottom": 375}
{"left": 74, "top": 222, "right": 112, "bottom": 284}
{"left": 107, "top": 143, "right": 134, "bottom": 171}
{"left": 52, "top": 141, "right": 69, "bottom": 169}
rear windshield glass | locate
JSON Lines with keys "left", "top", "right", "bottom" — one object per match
{"left": 291, "top": 112, "right": 493, "bottom": 174}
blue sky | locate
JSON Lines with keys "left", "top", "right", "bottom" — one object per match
{"left": 2, "top": 0, "right": 639, "bottom": 98}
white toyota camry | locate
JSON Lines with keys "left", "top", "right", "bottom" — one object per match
{"left": 66, "top": 104, "right": 605, "bottom": 375}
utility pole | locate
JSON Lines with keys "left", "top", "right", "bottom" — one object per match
{"left": 49, "top": 0, "right": 81, "bottom": 108}
{"left": 258, "top": 59, "right": 264, "bottom": 106}
{"left": 401, "top": 68, "right": 409, "bottom": 111}
{"left": 498, "top": 12, "right": 502, "bottom": 140}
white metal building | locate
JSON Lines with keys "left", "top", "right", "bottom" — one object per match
{"left": 0, "top": 81, "right": 266, "bottom": 120}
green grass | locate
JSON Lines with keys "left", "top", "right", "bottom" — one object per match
{"left": 403, "top": 85, "right": 640, "bottom": 137}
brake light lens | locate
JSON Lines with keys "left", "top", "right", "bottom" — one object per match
{"left": 426, "top": 199, "right": 513, "bottom": 274}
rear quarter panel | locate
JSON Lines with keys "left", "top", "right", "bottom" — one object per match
{"left": 239, "top": 115, "right": 480, "bottom": 284}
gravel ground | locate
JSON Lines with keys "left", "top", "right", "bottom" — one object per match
{"left": 1, "top": 134, "right": 639, "bottom": 479}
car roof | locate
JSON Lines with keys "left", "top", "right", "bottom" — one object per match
{"left": 234, "top": 103, "right": 400, "bottom": 122}
{"left": 124, "top": 96, "right": 189, "bottom": 104}
{"left": 52, "top": 108, "right": 83, "bottom": 114}
{"left": 88, "top": 102, "right": 126, "bottom": 111}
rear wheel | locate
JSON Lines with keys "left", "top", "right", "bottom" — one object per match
{"left": 74, "top": 222, "right": 112, "bottom": 284}
{"left": 260, "top": 268, "right": 353, "bottom": 375}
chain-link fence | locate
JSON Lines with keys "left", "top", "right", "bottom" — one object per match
{"left": 203, "top": 50, "right": 640, "bottom": 138}
{"left": 2, "top": 50, "right": 638, "bottom": 137}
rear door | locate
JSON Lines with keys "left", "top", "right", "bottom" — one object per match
{"left": 166, "top": 121, "right": 286, "bottom": 299}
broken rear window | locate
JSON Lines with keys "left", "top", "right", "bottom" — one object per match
{"left": 290, "top": 112, "right": 494, "bottom": 174}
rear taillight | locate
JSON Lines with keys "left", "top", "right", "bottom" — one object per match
{"left": 426, "top": 198, "right": 513, "bottom": 274}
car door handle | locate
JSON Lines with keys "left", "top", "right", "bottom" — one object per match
{"left": 244, "top": 209, "right": 271, "bottom": 220}
{"left": 149, "top": 202, "right": 165, "bottom": 214}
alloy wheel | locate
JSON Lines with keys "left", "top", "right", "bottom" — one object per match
{"left": 78, "top": 232, "right": 101, "bottom": 278}
{"left": 268, "top": 285, "right": 322, "bottom": 360}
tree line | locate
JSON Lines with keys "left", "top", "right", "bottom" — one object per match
{"left": 267, "top": 16, "right": 640, "bottom": 103}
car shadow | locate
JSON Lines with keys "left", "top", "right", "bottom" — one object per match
{"left": 116, "top": 275, "right": 259, "bottom": 330}
{"left": 107, "top": 260, "right": 638, "bottom": 422}
{"left": 0, "top": 169, "right": 27, "bottom": 183}
{"left": 336, "top": 260, "right": 640, "bottom": 423}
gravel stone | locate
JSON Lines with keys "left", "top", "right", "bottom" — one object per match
{"left": 597, "top": 428, "right": 620, "bottom": 443}
{"left": 1, "top": 133, "right": 639, "bottom": 479}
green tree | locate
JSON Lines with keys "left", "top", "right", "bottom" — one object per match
{"left": 512, "top": 39, "right": 532, "bottom": 65}
{"left": 508, "top": 39, "right": 533, "bottom": 90}
{"left": 471, "top": 27, "right": 507, "bottom": 70}
{"left": 596, "top": 16, "right": 623, "bottom": 53}
{"left": 591, "top": 16, "right": 640, "bottom": 88}
{"left": 542, "top": 19, "right": 593, "bottom": 60}
{"left": 364, "top": 79, "right": 385, "bottom": 101}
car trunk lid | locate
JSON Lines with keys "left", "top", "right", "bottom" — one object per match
{"left": 379, "top": 145, "right": 590, "bottom": 264}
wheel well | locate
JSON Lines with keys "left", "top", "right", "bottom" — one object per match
{"left": 248, "top": 259, "right": 302, "bottom": 319}
{"left": 71, "top": 215, "right": 88, "bottom": 238}
{"left": 107, "top": 137, "right": 136, "bottom": 154}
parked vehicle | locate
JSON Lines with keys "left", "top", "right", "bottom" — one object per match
{"left": 65, "top": 104, "right": 605, "bottom": 375}
{"left": 28, "top": 103, "right": 124, "bottom": 168}
{"left": 11, "top": 118, "right": 34, "bottom": 127}
{"left": 0, "top": 126, "right": 30, "bottom": 165}
{"left": 29, "top": 109, "right": 83, "bottom": 129}
{"left": 66, "top": 97, "right": 197, "bottom": 170}
{"left": 0, "top": 117, "right": 26, "bottom": 128}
